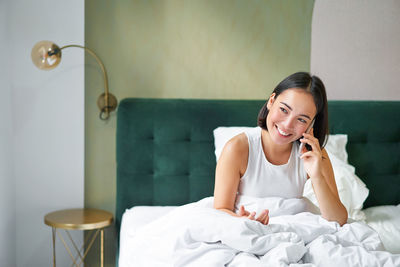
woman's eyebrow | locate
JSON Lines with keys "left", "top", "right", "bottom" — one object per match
{"left": 280, "top": 102, "right": 312, "bottom": 120}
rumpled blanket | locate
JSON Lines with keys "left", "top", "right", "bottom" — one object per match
{"left": 119, "top": 197, "right": 400, "bottom": 267}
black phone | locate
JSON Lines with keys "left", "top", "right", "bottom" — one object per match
{"left": 299, "top": 119, "right": 315, "bottom": 153}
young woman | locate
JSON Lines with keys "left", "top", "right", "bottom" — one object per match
{"left": 213, "top": 72, "right": 348, "bottom": 226}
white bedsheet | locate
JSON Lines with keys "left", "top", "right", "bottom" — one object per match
{"left": 119, "top": 197, "right": 400, "bottom": 267}
{"left": 364, "top": 204, "right": 400, "bottom": 254}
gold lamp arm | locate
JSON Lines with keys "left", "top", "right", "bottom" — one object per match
{"left": 31, "top": 40, "right": 118, "bottom": 120}
{"left": 60, "top": 45, "right": 117, "bottom": 120}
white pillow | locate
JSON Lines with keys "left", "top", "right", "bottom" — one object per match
{"left": 213, "top": 126, "right": 369, "bottom": 221}
{"left": 323, "top": 134, "right": 348, "bottom": 163}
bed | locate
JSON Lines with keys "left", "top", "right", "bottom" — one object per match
{"left": 116, "top": 98, "right": 400, "bottom": 266}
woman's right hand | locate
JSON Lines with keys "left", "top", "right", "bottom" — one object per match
{"left": 237, "top": 205, "right": 269, "bottom": 225}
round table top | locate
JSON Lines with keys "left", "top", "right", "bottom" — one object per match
{"left": 44, "top": 208, "right": 113, "bottom": 230}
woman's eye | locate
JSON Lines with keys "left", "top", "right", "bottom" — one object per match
{"left": 298, "top": 118, "right": 307, "bottom": 123}
{"left": 279, "top": 107, "right": 287, "bottom": 114}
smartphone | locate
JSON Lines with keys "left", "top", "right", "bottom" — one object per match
{"left": 299, "top": 118, "right": 315, "bottom": 154}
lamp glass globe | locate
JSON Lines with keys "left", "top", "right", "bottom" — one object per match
{"left": 31, "top": 41, "right": 62, "bottom": 70}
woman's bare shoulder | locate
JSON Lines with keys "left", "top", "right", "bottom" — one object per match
{"left": 222, "top": 133, "right": 249, "bottom": 162}
{"left": 218, "top": 133, "right": 249, "bottom": 175}
{"left": 223, "top": 133, "right": 248, "bottom": 154}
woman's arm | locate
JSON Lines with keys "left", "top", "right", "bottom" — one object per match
{"left": 311, "top": 149, "right": 348, "bottom": 225}
{"left": 213, "top": 134, "right": 269, "bottom": 225}
{"left": 213, "top": 134, "right": 247, "bottom": 214}
{"left": 300, "top": 131, "right": 348, "bottom": 226}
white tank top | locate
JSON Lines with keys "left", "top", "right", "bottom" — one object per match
{"left": 237, "top": 127, "right": 307, "bottom": 199}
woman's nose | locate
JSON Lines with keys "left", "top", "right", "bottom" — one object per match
{"left": 282, "top": 118, "right": 295, "bottom": 130}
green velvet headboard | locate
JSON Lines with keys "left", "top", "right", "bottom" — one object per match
{"left": 116, "top": 98, "right": 400, "bottom": 229}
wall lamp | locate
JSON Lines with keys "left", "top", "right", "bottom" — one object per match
{"left": 31, "top": 41, "right": 118, "bottom": 120}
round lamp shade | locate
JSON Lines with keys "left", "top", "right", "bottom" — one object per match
{"left": 31, "top": 41, "right": 62, "bottom": 70}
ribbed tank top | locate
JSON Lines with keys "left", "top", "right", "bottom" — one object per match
{"left": 238, "top": 127, "right": 308, "bottom": 199}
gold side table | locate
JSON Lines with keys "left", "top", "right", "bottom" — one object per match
{"left": 44, "top": 208, "right": 113, "bottom": 267}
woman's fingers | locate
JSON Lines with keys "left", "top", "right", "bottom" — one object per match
{"left": 299, "top": 138, "right": 322, "bottom": 161}
{"left": 301, "top": 133, "right": 321, "bottom": 152}
{"left": 240, "top": 207, "right": 270, "bottom": 225}
{"left": 248, "top": 211, "right": 256, "bottom": 220}
{"left": 256, "top": 209, "right": 269, "bottom": 225}
{"left": 238, "top": 205, "right": 244, "bottom": 216}
{"left": 239, "top": 205, "right": 250, "bottom": 216}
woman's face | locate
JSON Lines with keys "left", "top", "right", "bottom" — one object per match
{"left": 266, "top": 88, "right": 317, "bottom": 145}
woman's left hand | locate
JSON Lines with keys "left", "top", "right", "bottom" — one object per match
{"left": 299, "top": 128, "right": 323, "bottom": 179}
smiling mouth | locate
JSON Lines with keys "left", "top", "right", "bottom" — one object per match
{"left": 276, "top": 125, "right": 291, "bottom": 137}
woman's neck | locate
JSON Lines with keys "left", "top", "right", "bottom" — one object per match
{"left": 261, "top": 129, "right": 293, "bottom": 165}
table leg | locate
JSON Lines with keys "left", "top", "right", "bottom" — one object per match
{"left": 52, "top": 227, "right": 56, "bottom": 267}
{"left": 101, "top": 229, "right": 104, "bottom": 267}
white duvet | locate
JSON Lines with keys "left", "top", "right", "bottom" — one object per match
{"left": 119, "top": 197, "right": 400, "bottom": 267}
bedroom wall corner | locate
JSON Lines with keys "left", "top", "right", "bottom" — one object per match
{"left": 0, "top": 1, "right": 16, "bottom": 266}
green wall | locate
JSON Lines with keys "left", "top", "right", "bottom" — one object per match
{"left": 85, "top": 0, "right": 314, "bottom": 265}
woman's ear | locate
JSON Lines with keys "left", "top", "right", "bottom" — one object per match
{"left": 266, "top": 93, "right": 276, "bottom": 110}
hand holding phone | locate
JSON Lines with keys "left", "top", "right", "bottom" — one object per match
{"left": 299, "top": 119, "right": 315, "bottom": 154}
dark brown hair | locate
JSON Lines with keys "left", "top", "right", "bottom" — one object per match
{"left": 257, "top": 72, "right": 329, "bottom": 148}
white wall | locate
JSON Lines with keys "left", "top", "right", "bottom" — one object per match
{"left": 0, "top": 0, "right": 16, "bottom": 266}
{"left": 8, "top": 0, "right": 85, "bottom": 266}
{"left": 311, "top": 0, "right": 400, "bottom": 100}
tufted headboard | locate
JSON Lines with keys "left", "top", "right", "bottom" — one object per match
{"left": 116, "top": 98, "right": 400, "bottom": 230}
